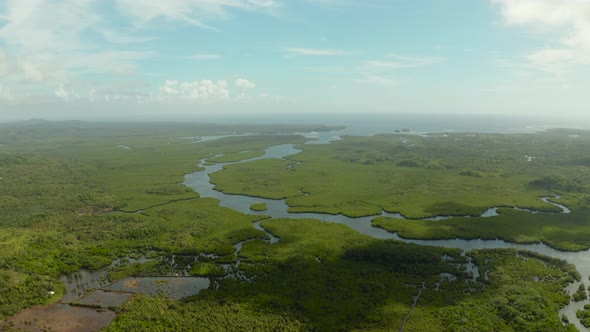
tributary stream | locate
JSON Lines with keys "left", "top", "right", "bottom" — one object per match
{"left": 184, "top": 131, "right": 590, "bottom": 331}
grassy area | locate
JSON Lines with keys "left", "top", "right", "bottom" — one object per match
{"left": 373, "top": 207, "right": 590, "bottom": 251}
{"left": 577, "top": 304, "right": 590, "bottom": 328}
{"left": 250, "top": 202, "right": 268, "bottom": 211}
{"left": 0, "top": 270, "right": 64, "bottom": 319}
{"left": 0, "top": 121, "right": 587, "bottom": 331}
{"left": 139, "top": 198, "right": 268, "bottom": 255}
{"left": 108, "top": 218, "right": 577, "bottom": 331}
{"left": 0, "top": 121, "right": 332, "bottom": 320}
{"left": 210, "top": 130, "right": 590, "bottom": 250}
{"left": 104, "top": 295, "right": 308, "bottom": 332}
{"left": 425, "top": 248, "right": 577, "bottom": 332}
{"left": 211, "top": 130, "right": 590, "bottom": 218}
{"left": 0, "top": 121, "right": 323, "bottom": 212}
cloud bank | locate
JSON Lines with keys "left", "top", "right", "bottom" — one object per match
{"left": 493, "top": 0, "right": 590, "bottom": 81}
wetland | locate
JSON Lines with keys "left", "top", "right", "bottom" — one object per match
{"left": 1, "top": 121, "right": 589, "bottom": 331}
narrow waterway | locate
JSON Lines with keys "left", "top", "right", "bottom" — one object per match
{"left": 183, "top": 131, "right": 590, "bottom": 331}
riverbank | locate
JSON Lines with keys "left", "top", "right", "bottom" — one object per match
{"left": 182, "top": 129, "right": 590, "bottom": 330}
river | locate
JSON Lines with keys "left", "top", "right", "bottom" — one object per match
{"left": 184, "top": 129, "right": 590, "bottom": 331}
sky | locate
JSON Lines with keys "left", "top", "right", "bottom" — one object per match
{"left": 0, "top": 0, "right": 589, "bottom": 122}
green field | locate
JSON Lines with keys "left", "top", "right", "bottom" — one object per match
{"left": 373, "top": 207, "right": 590, "bottom": 251}
{"left": 107, "top": 218, "right": 578, "bottom": 331}
{"left": 211, "top": 130, "right": 590, "bottom": 250}
{"left": 0, "top": 121, "right": 334, "bottom": 319}
{"left": 250, "top": 202, "right": 268, "bottom": 211}
{"left": 0, "top": 121, "right": 588, "bottom": 331}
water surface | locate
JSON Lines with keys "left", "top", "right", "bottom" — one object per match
{"left": 183, "top": 130, "right": 590, "bottom": 331}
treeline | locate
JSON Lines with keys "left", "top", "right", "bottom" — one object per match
{"left": 104, "top": 296, "right": 308, "bottom": 332}
{"left": 528, "top": 175, "right": 588, "bottom": 193}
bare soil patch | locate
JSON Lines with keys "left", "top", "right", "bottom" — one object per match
{"left": 0, "top": 303, "right": 115, "bottom": 332}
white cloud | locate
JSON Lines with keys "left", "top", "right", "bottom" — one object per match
{"left": 0, "top": 0, "right": 100, "bottom": 52}
{"left": 0, "top": 0, "right": 95, "bottom": 86}
{"left": 0, "top": 0, "right": 274, "bottom": 104}
{"left": 160, "top": 80, "right": 230, "bottom": 100}
{"left": 0, "top": 50, "right": 54, "bottom": 83}
{"left": 235, "top": 78, "right": 256, "bottom": 89}
{"left": 286, "top": 48, "right": 353, "bottom": 56}
{"left": 84, "top": 87, "right": 150, "bottom": 103}
{"left": 190, "top": 53, "right": 221, "bottom": 60}
{"left": 0, "top": 0, "right": 152, "bottom": 97}
{"left": 99, "top": 28, "right": 152, "bottom": 44}
{"left": 55, "top": 86, "right": 70, "bottom": 100}
{"left": 22, "top": 61, "right": 46, "bottom": 83}
{"left": 116, "top": 0, "right": 280, "bottom": 29}
{"left": 361, "top": 55, "right": 444, "bottom": 73}
{"left": 492, "top": 0, "right": 589, "bottom": 28}
{"left": 0, "top": 84, "right": 13, "bottom": 102}
{"left": 357, "top": 54, "right": 443, "bottom": 86}
{"left": 67, "top": 51, "right": 151, "bottom": 75}
{"left": 0, "top": 50, "right": 17, "bottom": 77}
{"left": 161, "top": 81, "right": 180, "bottom": 95}
{"left": 356, "top": 75, "right": 395, "bottom": 86}
{"left": 361, "top": 61, "right": 406, "bottom": 72}
{"left": 385, "top": 54, "right": 445, "bottom": 67}
{"left": 305, "top": 0, "right": 391, "bottom": 9}
{"left": 158, "top": 78, "right": 259, "bottom": 102}
{"left": 492, "top": 0, "right": 590, "bottom": 81}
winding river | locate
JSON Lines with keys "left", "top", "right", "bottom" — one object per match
{"left": 183, "top": 130, "right": 590, "bottom": 331}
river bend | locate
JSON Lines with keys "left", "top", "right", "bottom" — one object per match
{"left": 183, "top": 131, "right": 590, "bottom": 331}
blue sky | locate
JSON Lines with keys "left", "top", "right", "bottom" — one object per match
{"left": 0, "top": 0, "right": 589, "bottom": 121}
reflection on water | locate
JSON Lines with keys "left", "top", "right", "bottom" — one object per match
{"left": 59, "top": 255, "right": 153, "bottom": 303}
{"left": 76, "top": 289, "right": 133, "bottom": 307}
{"left": 103, "top": 277, "right": 210, "bottom": 300}
{"left": 60, "top": 255, "right": 211, "bottom": 303}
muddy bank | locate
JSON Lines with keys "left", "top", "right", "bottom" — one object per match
{"left": 0, "top": 303, "right": 115, "bottom": 332}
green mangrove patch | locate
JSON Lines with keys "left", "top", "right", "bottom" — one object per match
{"left": 250, "top": 202, "right": 268, "bottom": 211}
{"left": 211, "top": 130, "right": 590, "bottom": 219}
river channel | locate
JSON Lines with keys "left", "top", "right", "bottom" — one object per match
{"left": 183, "top": 130, "right": 590, "bottom": 331}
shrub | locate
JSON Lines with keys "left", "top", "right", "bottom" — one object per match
{"left": 459, "top": 170, "right": 481, "bottom": 177}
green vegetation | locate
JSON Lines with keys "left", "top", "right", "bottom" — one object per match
{"left": 212, "top": 130, "right": 590, "bottom": 219}
{"left": 529, "top": 175, "right": 587, "bottom": 193}
{"left": 396, "top": 159, "right": 423, "bottom": 167}
{"left": 433, "top": 249, "right": 576, "bottom": 331}
{"left": 190, "top": 262, "right": 226, "bottom": 277}
{"left": 108, "top": 261, "right": 164, "bottom": 281}
{"left": 373, "top": 207, "right": 590, "bottom": 251}
{"left": 0, "top": 121, "right": 334, "bottom": 320}
{"left": 0, "top": 121, "right": 318, "bottom": 212}
{"left": 1, "top": 121, "right": 589, "bottom": 331}
{"left": 458, "top": 169, "right": 482, "bottom": 177}
{"left": 573, "top": 284, "right": 588, "bottom": 302}
{"left": 104, "top": 295, "right": 308, "bottom": 332}
{"left": 108, "top": 218, "right": 577, "bottom": 331}
{"left": 0, "top": 270, "right": 64, "bottom": 318}
{"left": 250, "top": 202, "right": 268, "bottom": 211}
{"left": 577, "top": 304, "right": 590, "bottom": 328}
{"left": 212, "top": 130, "right": 590, "bottom": 250}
